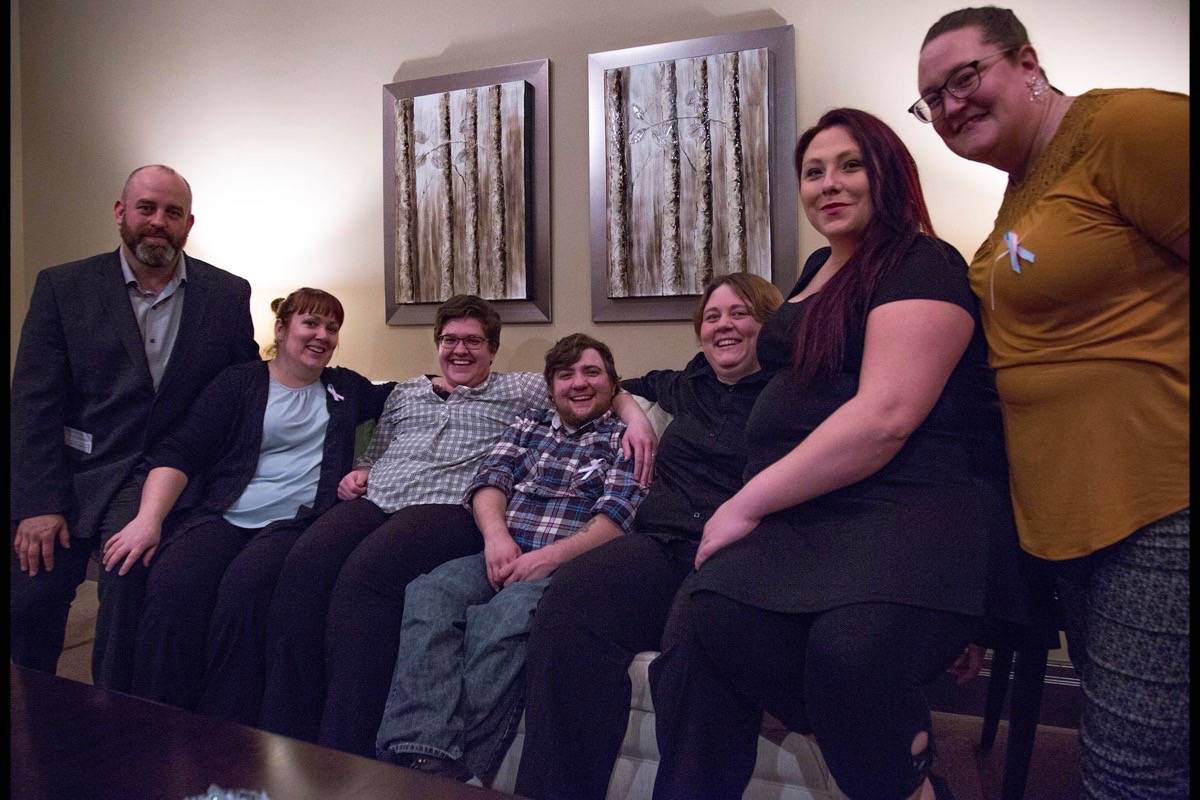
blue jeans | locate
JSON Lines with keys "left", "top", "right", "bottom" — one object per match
{"left": 375, "top": 553, "right": 550, "bottom": 778}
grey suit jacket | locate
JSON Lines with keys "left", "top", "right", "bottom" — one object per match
{"left": 9, "top": 249, "right": 260, "bottom": 539}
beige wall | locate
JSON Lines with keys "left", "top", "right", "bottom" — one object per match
{"left": 11, "top": 0, "right": 1189, "bottom": 380}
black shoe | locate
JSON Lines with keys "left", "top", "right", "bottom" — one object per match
{"left": 929, "top": 773, "right": 956, "bottom": 800}
{"left": 377, "top": 749, "right": 416, "bottom": 768}
{"left": 404, "top": 754, "right": 474, "bottom": 782}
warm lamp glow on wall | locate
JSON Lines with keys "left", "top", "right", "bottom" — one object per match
{"left": 172, "top": 148, "right": 383, "bottom": 344}
{"left": 181, "top": 154, "right": 381, "bottom": 291}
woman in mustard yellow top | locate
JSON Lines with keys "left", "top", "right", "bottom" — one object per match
{"left": 912, "top": 7, "right": 1189, "bottom": 799}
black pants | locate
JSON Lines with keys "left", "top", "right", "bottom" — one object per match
{"left": 130, "top": 517, "right": 305, "bottom": 721}
{"left": 9, "top": 475, "right": 147, "bottom": 691}
{"left": 650, "top": 593, "right": 973, "bottom": 800}
{"left": 514, "top": 532, "right": 696, "bottom": 800}
{"left": 258, "top": 499, "right": 484, "bottom": 748}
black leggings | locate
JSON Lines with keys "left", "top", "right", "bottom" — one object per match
{"left": 132, "top": 514, "right": 326, "bottom": 721}
{"left": 650, "top": 592, "right": 973, "bottom": 800}
{"left": 515, "top": 532, "right": 696, "bottom": 800}
{"left": 257, "top": 498, "right": 484, "bottom": 749}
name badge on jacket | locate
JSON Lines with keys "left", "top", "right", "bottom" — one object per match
{"left": 64, "top": 426, "right": 93, "bottom": 454}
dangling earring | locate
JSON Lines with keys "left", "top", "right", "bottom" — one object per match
{"left": 1026, "top": 74, "right": 1049, "bottom": 102}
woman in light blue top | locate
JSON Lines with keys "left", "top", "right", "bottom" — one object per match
{"left": 103, "top": 287, "right": 395, "bottom": 722}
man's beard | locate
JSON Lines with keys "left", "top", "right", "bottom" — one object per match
{"left": 121, "top": 220, "right": 185, "bottom": 268}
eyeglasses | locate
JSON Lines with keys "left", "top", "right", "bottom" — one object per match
{"left": 436, "top": 334, "right": 488, "bottom": 350}
{"left": 908, "top": 48, "right": 1016, "bottom": 123}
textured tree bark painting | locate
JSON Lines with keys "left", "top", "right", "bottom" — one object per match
{"left": 393, "top": 97, "right": 417, "bottom": 303}
{"left": 605, "top": 70, "right": 630, "bottom": 297}
{"left": 603, "top": 47, "right": 769, "bottom": 297}
{"left": 391, "top": 80, "right": 528, "bottom": 303}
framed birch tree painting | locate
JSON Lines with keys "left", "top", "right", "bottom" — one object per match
{"left": 383, "top": 59, "right": 550, "bottom": 324}
{"left": 588, "top": 27, "right": 797, "bottom": 321}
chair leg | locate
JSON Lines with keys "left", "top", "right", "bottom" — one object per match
{"left": 980, "top": 647, "right": 1014, "bottom": 751}
{"left": 999, "top": 647, "right": 1048, "bottom": 800}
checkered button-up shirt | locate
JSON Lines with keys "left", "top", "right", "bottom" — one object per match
{"left": 360, "top": 371, "right": 549, "bottom": 513}
{"left": 465, "top": 407, "right": 645, "bottom": 552}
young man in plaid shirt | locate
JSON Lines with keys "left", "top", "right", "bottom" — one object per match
{"left": 375, "top": 333, "right": 645, "bottom": 780}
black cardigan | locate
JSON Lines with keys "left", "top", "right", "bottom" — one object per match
{"left": 149, "top": 360, "right": 395, "bottom": 534}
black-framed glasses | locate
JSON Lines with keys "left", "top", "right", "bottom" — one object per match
{"left": 436, "top": 334, "right": 488, "bottom": 350}
{"left": 909, "top": 48, "right": 1016, "bottom": 123}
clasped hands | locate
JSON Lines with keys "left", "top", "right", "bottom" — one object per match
{"left": 483, "top": 529, "right": 561, "bottom": 590}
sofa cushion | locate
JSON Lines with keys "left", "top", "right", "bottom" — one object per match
{"left": 487, "top": 650, "right": 846, "bottom": 799}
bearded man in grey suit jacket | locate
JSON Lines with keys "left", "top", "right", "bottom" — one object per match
{"left": 10, "top": 164, "right": 260, "bottom": 690}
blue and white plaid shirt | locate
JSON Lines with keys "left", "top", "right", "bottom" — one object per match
{"left": 464, "top": 407, "right": 645, "bottom": 552}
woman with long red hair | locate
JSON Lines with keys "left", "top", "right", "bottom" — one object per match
{"left": 649, "top": 108, "right": 1030, "bottom": 800}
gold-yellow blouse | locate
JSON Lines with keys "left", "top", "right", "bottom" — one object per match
{"left": 969, "top": 89, "right": 1189, "bottom": 560}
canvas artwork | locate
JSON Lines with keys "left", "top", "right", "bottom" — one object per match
{"left": 588, "top": 27, "right": 795, "bottom": 322}
{"left": 390, "top": 80, "right": 530, "bottom": 304}
{"left": 603, "top": 47, "right": 770, "bottom": 298}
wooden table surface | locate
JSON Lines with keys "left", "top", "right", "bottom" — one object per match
{"left": 10, "top": 664, "right": 518, "bottom": 800}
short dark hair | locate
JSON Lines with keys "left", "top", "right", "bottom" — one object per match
{"left": 543, "top": 333, "right": 619, "bottom": 392}
{"left": 922, "top": 6, "right": 1031, "bottom": 51}
{"left": 434, "top": 295, "right": 501, "bottom": 352}
{"left": 266, "top": 287, "right": 345, "bottom": 358}
{"left": 692, "top": 273, "right": 784, "bottom": 336}
{"left": 922, "top": 6, "right": 1055, "bottom": 86}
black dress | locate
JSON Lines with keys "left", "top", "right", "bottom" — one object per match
{"left": 685, "top": 236, "right": 1032, "bottom": 626}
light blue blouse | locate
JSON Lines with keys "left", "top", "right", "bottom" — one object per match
{"left": 223, "top": 378, "right": 329, "bottom": 529}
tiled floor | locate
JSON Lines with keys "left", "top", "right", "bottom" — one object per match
{"left": 56, "top": 581, "right": 1080, "bottom": 799}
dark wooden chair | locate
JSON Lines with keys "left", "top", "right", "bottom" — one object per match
{"left": 979, "top": 576, "right": 1067, "bottom": 800}
{"left": 980, "top": 643, "right": 1051, "bottom": 800}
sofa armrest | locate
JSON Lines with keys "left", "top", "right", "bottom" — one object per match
{"left": 628, "top": 394, "right": 674, "bottom": 439}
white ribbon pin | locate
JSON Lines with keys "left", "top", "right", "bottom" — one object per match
{"left": 327, "top": 384, "right": 344, "bottom": 402}
{"left": 989, "top": 230, "right": 1037, "bottom": 309}
{"left": 577, "top": 458, "right": 606, "bottom": 480}
{"left": 1000, "top": 230, "right": 1035, "bottom": 273}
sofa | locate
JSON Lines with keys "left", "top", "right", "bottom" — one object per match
{"left": 477, "top": 396, "right": 849, "bottom": 800}
{"left": 484, "top": 651, "right": 848, "bottom": 800}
